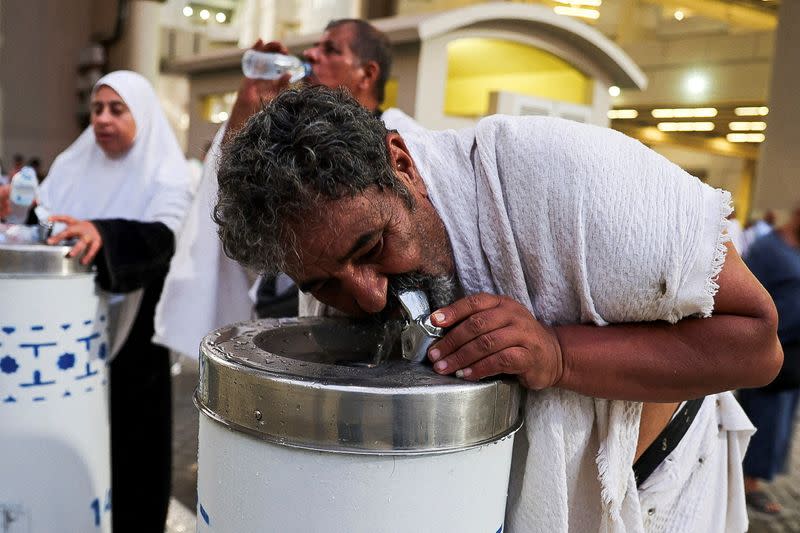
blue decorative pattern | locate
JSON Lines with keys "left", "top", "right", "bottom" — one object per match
{"left": 1, "top": 356, "right": 19, "bottom": 374}
{"left": 1, "top": 313, "right": 109, "bottom": 405}
{"left": 57, "top": 353, "right": 76, "bottom": 370}
{"left": 199, "top": 503, "right": 210, "bottom": 525}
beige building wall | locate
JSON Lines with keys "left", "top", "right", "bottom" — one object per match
{"left": 0, "top": 0, "right": 93, "bottom": 170}
{"left": 754, "top": 0, "right": 800, "bottom": 213}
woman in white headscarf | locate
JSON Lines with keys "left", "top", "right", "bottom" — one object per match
{"left": 38, "top": 70, "right": 192, "bottom": 533}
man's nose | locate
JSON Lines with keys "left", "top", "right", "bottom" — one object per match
{"left": 340, "top": 266, "right": 387, "bottom": 314}
{"left": 302, "top": 47, "right": 318, "bottom": 63}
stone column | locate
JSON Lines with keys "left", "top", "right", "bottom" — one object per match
{"left": 753, "top": 1, "right": 800, "bottom": 212}
{"left": 108, "top": 0, "right": 163, "bottom": 84}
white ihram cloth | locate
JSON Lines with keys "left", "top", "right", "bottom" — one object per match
{"left": 392, "top": 115, "right": 752, "bottom": 532}
{"left": 152, "top": 123, "right": 254, "bottom": 358}
{"left": 154, "top": 108, "right": 420, "bottom": 358}
{"left": 39, "top": 70, "right": 192, "bottom": 355}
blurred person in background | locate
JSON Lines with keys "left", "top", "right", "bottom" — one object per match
{"left": 739, "top": 206, "right": 800, "bottom": 515}
{"left": 38, "top": 70, "right": 193, "bottom": 533}
{"left": 26, "top": 157, "right": 44, "bottom": 183}
{"left": 154, "top": 18, "right": 418, "bottom": 357}
{"left": 10, "top": 153, "right": 24, "bottom": 177}
{"left": 741, "top": 210, "right": 776, "bottom": 257}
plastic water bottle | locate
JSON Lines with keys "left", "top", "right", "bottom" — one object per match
{"left": 241, "top": 50, "right": 311, "bottom": 83}
{"left": 7, "top": 166, "right": 38, "bottom": 223}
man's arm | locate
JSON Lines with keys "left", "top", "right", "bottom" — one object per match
{"left": 428, "top": 242, "right": 782, "bottom": 402}
{"left": 225, "top": 40, "right": 292, "bottom": 142}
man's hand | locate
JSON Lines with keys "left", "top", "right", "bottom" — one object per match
{"left": 47, "top": 215, "right": 103, "bottom": 266}
{"left": 0, "top": 184, "right": 10, "bottom": 219}
{"left": 428, "top": 293, "right": 564, "bottom": 389}
{"left": 226, "top": 39, "right": 293, "bottom": 138}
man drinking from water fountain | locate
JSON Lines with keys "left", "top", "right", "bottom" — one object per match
{"left": 213, "top": 85, "right": 781, "bottom": 532}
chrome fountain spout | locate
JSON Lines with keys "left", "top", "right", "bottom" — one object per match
{"left": 396, "top": 289, "right": 445, "bottom": 363}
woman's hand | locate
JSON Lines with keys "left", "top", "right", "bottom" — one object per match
{"left": 427, "top": 293, "right": 565, "bottom": 390}
{"left": 47, "top": 215, "right": 103, "bottom": 265}
{"left": 0, "top": 184, "right": 10, "bottom": 219}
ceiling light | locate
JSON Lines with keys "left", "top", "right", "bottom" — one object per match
{"left": 608, "top": 86, "right": 620, "bottom": 97}
{"left": 199, "top": 9, "right": 210, "bottom": 20}
{"left": 734, "top": 106, "right": 769, "bottom": 116}
{"left": 608, "top": 109, "right": 638, "bottom": 119}
{"left": 554, "top": 0, "right": 602, "bottom": 5}
{"left": 216, "top": 12, "right": 226, "bottom": 23}
{"left": 674, "top": 10, "right": 685, "bottom": 21}
{"left": 651, "top": 108, "right": 717, "bottom": 118}
{"left": 553, "top": 6, "right": 601, "bottom": 19}
{"left": 182, "top": 5, "right": 193, "bottom": 17}
{"left": 729, "top": 122, "right": 767, "bottom": 131}
{"left": 657, "top": 122, "right": 715, "bottom": 132}
{"left": 686, "top": 74, "right": 708, "bottom": 95}
{"left": 727, "top": 133, "right": 765, "bottom": 143}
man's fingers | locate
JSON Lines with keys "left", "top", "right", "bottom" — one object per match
{"left": 429, "top": 309, "right": 512, "bottom": 362}
{"left": 431, "top": 293, "right": 502, "bottom": 328}
{"left": 460, "top": 347, "right": 530, "bottom": 381}
{"left": 263, "top": 41, "right": 289, "bottom": 55}
{"left": 433, "top": 326, "right": 520, "bottom": 375}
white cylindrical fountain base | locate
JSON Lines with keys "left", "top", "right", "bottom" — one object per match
{"left": 197, "top": 416, "right": 513, "bottom": 533}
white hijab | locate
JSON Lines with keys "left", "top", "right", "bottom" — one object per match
{"left": 39, "top": 71, "right": 192, "bottom": 356}
{"left": 39, "top": 70, "right": 191, "bottom": 233}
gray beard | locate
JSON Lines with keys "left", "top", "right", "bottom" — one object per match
{"left": 388, "top": 271, "right": 459, "bottom": 311}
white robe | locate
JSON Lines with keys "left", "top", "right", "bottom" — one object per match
{"left": 391, "top": 116, "right": 752, "bottom": 532}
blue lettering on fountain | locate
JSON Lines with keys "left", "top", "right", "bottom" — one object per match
{"left": 19, "top": 342, "right": 57, "bottom": 358}
{"left": 76, "top": 332, "right": 101, "bottom": 351}
{"left": 75, "top": 362, "right": 98, "bottom": 380}
{"left": 20, "top": 370, "right": 56, "bottom": 387}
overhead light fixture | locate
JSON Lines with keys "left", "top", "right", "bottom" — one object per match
{"left": 199, "top": 9, "right": 210, "bottom": 20}
{"left": 657, "top": 122, "right": 715, "bottom": 132}
{"left": 729, "top": 121, "right": 767, "bottom": 131}
{"left": 651, "top": 108, "right": 717, "bottom": 118}
{"left": 554, "top": 0, "right": 602, "bottom": 5}
{"left": 674, "top": 10, "right": 685, "bottom": 21}
{"left": 608, "top": 86, "right": 620, "bottom": 97}
{"left": 734, "top": 106, "right": 769, "bottom": 116}
{"left": 553, "top": 6, "right": 601, "bottom": 19}
{"left": 215, "top": 12, "right": 226, "bottom": 23}
{"left": 182, "top": 5, "right": 193, "bottom": 17}
{"left": 686, "top": 74, "right": 708, "bottom": 95}
{"left": 727, "top": 133, "right": 765, "bottom": 143}
{"left": 608, "top": 109, "right": 638, "bottom": 119}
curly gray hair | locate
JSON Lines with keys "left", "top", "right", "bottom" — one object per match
{"left": 213, "top": 85, "right": 412, "bottom": 274}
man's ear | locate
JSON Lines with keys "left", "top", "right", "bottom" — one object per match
{"left": 359, "top": 61, "right": 380, "bottom": 92}
{"left": 385, "top": 132, "right": 428, "bottom": 198}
